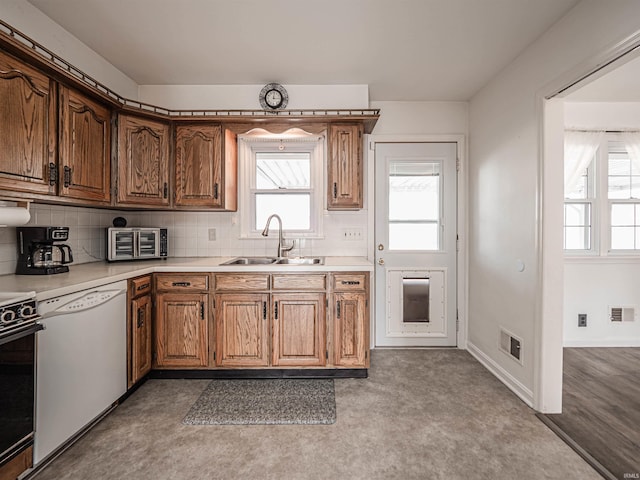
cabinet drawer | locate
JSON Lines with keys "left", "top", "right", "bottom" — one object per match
{"left": 272, "top": 274, "right": 326, "bottom": 291}
{"left": 214, "top": 274, "right": 269, "bottom": 291}
{"left": 155, "top": 274, "right": 209, "bottom": 291}
{"left": 332, "top": 273, "right": 367, "bottom": 291}
{"left": 130, "top": 275, "right": 152, "bottom": 297}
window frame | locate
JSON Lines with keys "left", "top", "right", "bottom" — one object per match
{"left": 238, "top": 133, "right": 325, "bottom": 239}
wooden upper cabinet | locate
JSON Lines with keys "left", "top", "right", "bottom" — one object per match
{"left": 59, "top": 86, "right": 111, "bottom": 203}
{"left": 175, "top": 124, "right": 237, "bottom": 210}
{"left": 0, "top": 50, "right": 56, "bottom": 195}
{"left": 117, "top": 114, "right": 170, "bottom": 206}
{"left": 327, "top": 123, "right": 363, "bottom": 210}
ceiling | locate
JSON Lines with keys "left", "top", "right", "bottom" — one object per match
{"left": 27, "top": 0, "right": 580, "bottom": 101}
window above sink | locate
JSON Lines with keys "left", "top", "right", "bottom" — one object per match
{"left": 238, "top": 130, "right": 325, "bottom": 239}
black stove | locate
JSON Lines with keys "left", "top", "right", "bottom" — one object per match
{"left": 0, "top": 293, "right": 39, "bottom": 335}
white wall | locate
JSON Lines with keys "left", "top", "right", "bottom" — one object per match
{"left": 468, "top": 0, "right": 640, "bottom": 411}
{"left": 369, "top": 101, "right": 468, "bottom": 135}
{"left": 563, "top": 101, "right": 640, "bottom": 347}
{"left": 0, "top": 0, "right": 138, "bottom": 98}
{"left": 139, "top": 85, "right": 369, "bottom": 110}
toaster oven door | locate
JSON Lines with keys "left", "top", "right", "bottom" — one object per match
{"left": 110, "top": 230, "right": 134, "bottom": 260}
{"left": 137, "top": 229, "right": 160, "bottom": 258}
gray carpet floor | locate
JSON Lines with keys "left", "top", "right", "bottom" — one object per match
{"left": 32, "top": 349, "right": 600, "bottom": 480}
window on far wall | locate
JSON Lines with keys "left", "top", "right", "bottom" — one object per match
{"left": 564, "top": 135, "right": 640, "bottom": 255}
{"left": 238, "top": 133, "right": 324, "bottom": 238}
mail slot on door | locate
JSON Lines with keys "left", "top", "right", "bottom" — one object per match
{"left": 402, "top": 277, "right": 429, "bottom": 323}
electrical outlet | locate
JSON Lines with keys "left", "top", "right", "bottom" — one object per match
{"left": 341, "top": 228, "right": 363, "bottom": 241}
{"left": 578, "top": 313, "right": 587, "bottom": 327}
{"left": 208, "top": 228, "right": 216, "bottom": 241}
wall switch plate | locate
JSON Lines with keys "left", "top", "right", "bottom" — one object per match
{"left": 341, "top": 228, "right": 363, "bottom": 241}
{"left": 578, "top": 313, "right": 587, "bottom": 327}
{"left": 208, "top": 228, "right": 216, "bottom": 241}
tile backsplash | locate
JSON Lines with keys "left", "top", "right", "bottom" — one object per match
{"left": 0, "top": 204, "right": 368, "bottom": 276}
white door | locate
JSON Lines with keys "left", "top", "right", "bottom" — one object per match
{"left": 374, "top": 142, "right": 457, "bottom": 347}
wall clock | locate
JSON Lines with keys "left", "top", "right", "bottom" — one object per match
{"left": 259, "top": 83, "right": 288, "bottom": 110}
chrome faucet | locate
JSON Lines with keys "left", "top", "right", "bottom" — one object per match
{"left": 261, "top": 214, "right": 295, "bottom": 258}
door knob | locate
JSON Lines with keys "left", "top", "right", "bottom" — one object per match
{"left": 378, "top": 258, "right": 385, "bottom": 265}
{"left": 378, "top": 244, "right": 384, "bottom": 251}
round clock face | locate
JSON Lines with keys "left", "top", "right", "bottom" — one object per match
{"left": 259, "top": 83, "right": 288, "bottom": 110}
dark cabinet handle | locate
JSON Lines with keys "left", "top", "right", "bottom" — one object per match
{"left": 200, "top": 302, "right": 205, "bottom": 320}
{"left": 341, "top": 280, "right": 360, "bottom": 285}
{"left": 63, "top": 166, "right": 72, "bottom": 187}
{"left": 136, "top": 283, "right": 150, "bottom": 291}
{"left": 333, "top": 182, "right": 337, "bottom": 199}
{"left": 336, "top": 301, "right": 341, "bottom": 319}
{"left": 214, "top": 183, "right": 219, "bottom": 200}
{"left": 49, "top": 163, "right": 58, "bottom": 186}
{"left": 263, "top": 301, "right": 267, "bottom": 320}
{"left": 274, "top": 301, "right": 278, "bottom": 319}
{"left": 163, "top": 182, "right": 168, "bottom": 199}
{"left": 137, "top": 307, "right": 144, "bottom": 328}
{"left": 172, "top": 282, "right": 191, "bottom": 287}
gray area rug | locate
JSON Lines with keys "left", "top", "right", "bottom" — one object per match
{"left": 182, "top": 379, "right": 336, "bottom": 425}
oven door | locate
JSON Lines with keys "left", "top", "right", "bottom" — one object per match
{"left": 137, "top": 229, "right": 160, "bottom": 258}
{"left": 0, "top": 323, "right": 43, "bottom": 462}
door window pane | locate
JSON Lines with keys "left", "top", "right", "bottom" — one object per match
{"left": 388, "top": 161, "right": 441, "bottom": 251}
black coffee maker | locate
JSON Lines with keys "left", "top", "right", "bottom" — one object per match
{"left": 16, "top": 226, "right": 74, "bottom": 275}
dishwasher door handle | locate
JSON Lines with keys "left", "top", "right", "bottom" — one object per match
{"left": 40, "top": 289, "right": 125, "bottom": 318}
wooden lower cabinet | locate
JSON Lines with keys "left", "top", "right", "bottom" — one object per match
{"left": 272, "top": 293, "right": 325, "bottom": 367}
{"left": 155, "top": 292, "right": 208, "bottom": 368}
{"left": 0, "top": 446, "right": 32, "bottom": 480}
{"left": 333, "top": 292, "right": 368, "bottom": 367}
{"left": 214, "top": 293, "right": 269, "bottom": 367}
{"left": 130, "top": 294, "right": 152, "bottom": 385}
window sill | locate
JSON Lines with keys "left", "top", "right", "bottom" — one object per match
{"left": 564, "top": 255, "right": 640, "bottom": 264}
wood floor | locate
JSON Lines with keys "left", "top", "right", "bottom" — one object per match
{"left": 543, "top": 348, "right": 640, "bottom": 480}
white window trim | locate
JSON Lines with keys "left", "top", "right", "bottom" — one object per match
{"left": 238, "top": 132, "right": 325, "bottom": 239}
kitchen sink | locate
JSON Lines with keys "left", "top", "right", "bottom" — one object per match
{"left": 221, "top": 256, "right": 324, "bottom": 266}
{"left": 221, "top": 257, "right": 278, "bottom": 265}
{"left": 275, "top": 257, "right": 324, "bottom": 265}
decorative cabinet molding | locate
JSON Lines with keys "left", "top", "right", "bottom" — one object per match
{"left": 117, "top": 114, "right": 170, "bottom": 206}
{"left": 0, "top": 50, "right": 56, "bottom": 196}
{"left": 327, "top": 123, "right": 363, "bottom": 210}
{"left": 59, "top": 85, "right": 111, "bottom": 203}
{"left": 175, "top": 124, "right": 237, "bottom": 210}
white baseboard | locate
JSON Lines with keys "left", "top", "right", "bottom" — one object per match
{"left": 563, "top": 338, "right": 640, "bottom": 347}
{"left": 466, "top": 341, "right": 534, "bottom": 408}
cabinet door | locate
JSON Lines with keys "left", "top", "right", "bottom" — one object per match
{"left": 0, "top": 50, "right": 56, "bottom": 195}
{"left": 327, "top": 123, "right": 363, "bottom": 210}
{"left": 272, "top": 293, "right": 326, "bottom": 367}
{"left": 175, "top": 124, "right": 222, "bottom": 207}
{"left": 334, "top": 292, "right": 368, "bottom": 367}
{"left": 117, "top": 114, "right": 170, "bottom": 206}
{"left": 131, "top": 294, "right": 152, "bottom": 385}
{"left": 59, "top": 86, "right": 111, "bottom": 203}
{"left": 215, "top": 293, "right": 269, "bottom": 367}
{"left": 155, "top": 293, "right": 208, "bottom": 367}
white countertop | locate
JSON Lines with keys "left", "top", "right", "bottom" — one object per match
{"left": 0, "top": 257, "right": 373, "bottom": 301}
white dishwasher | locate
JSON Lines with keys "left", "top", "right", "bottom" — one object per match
{"left": 35, "top": 280, "right": 127, "bottom": 466}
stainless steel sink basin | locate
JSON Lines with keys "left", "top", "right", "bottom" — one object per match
{"left": 275, "top": 257, "right": 324, "bottom": 265}
{"left": 221, "top": 257, "right": 277, "bottom": 265}
{"left": 220, "top": 256, "right": 324, "bottom": 266}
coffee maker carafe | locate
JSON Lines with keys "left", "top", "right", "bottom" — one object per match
{"left": 16, "top": 227, "right": 74, "bottom": 275}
